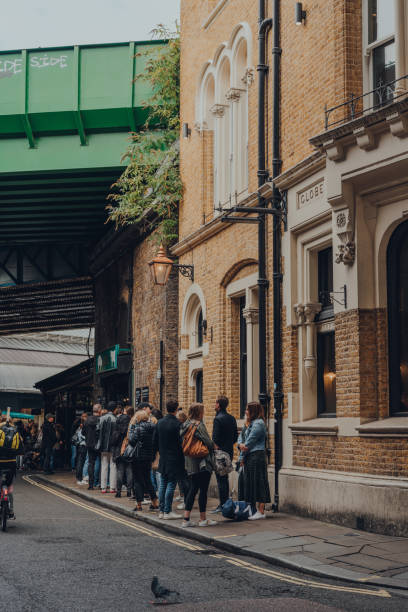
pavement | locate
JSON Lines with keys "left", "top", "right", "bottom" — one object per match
{"left": 36, "top": 471, "right": 408, "bottom": 592}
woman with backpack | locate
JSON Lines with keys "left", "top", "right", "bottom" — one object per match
{"left": 126, "top": 410, "right": 159, "bottom": 512}
{"left": 180, "top": 403, "right": 217, "bottom": 528}
{"left": 237, "top": 401, "right": 271, "bottom": 520}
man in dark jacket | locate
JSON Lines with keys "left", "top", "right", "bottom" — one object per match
{"left": 153, "top": 399, "right": 185, "bottom": 519}
{"left": 211, "top": 395, "right": 238, "bottom": 512}
{"left": 97, "top": 401, "right": 117, "bottom": 493}
{"left": 42, "top": 414, "right": 57, "bottom": 475}
{"left": 82, "top": 403, "right": 101, "bottom": 490}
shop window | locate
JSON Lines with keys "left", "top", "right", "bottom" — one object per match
{"left": 317, "top": 247, "right": 333, "bottom": 321}
{"left": 195, "top": 370, "right": 203, "bottom": 403}
{"left": 239, "top": 296, "right": 248, "bottom": 418}
{"left": 366, "top": 0, "right": 396, "bottom": 103}
{"left": 317, "top": 331, "right": 336, "bottom": 417}
{"left": 387, "top": 221, "right": 408, "bottom": 414}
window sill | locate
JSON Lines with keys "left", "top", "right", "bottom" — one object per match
{"left": 289, "top": 418, "right": 338, "bottom": 436}
{"left": 356, "top": 417, "right": 408, "bottom": 437}
{"left": 187, "top": 350, "right": 203, "bottom": 360}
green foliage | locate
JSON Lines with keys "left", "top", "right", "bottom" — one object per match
{"left": 107, "top": 25, "right": 181, "bottom": 245}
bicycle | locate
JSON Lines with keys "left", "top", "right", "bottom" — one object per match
{"left": 0, "top": 471, "right": 12, "bottom": 532}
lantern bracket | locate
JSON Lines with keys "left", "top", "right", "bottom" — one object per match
{"left": 173, "top": 264, "right": 194, "bottom": 282}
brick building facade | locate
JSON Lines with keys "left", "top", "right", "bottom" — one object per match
{"left": 178, "top": 0, "right": 408, "bottom": 535}
{"left": 91, "top": 225, "right": 178, "bottom": 412}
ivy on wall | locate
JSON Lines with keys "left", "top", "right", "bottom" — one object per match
{"left": 107, "top": 25, "right": 181, "bottom": 245}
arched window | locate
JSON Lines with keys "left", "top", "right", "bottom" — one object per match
{"left": 387, "top": 220, "right": 408, "bottom": 414}
{"left": 215, "top": 58, "right": 231, "bottom": 208}
{"left": 233, "top": 38, "right": 248, "bottom": 196}
{"left": 197, "top": 308, "right": 204, "bottom": 348}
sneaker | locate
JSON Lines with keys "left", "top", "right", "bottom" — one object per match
{"left": 79, "top": 480, "right": 88, "bottom": 485}
{"left": 198, "top": 519, "right": 217, "bottom": 527}
{"left": 101, "top": 489, "right": 107, "bottom": 494}
{"left": 76, "top": 480, "right": 83, "bottom": 485}
{"left": 8, "top": 512, "right": 15, "bottom": 520}
{"left": 163, "top": 512, "right": 182, "bottom": 520}
{"left": 177, "top": 502, "right": 185, "bottom": 510}
{"left": 158, "top": 512, "right": 164, "bottom": 519}
{"left": 248, "top": 511, "right": 266, "bottom": 521}
{"left": 210, "top": 505, "right": 223, "bottom": 514}
{"left": 149, "top": 504, "right": 159, "bottom": 511}
{"left": 82, "top": 476, "right": 89, "bottom": 483}
{"left": 141, "top": 499, "right": 150, "bottom": 505}
{"left": 175, "top": 495, "right": 182, "bottom": 502}
{"left": 181, "top": 520, "right": 196, "bottom": 528}
{"left": 115, "top": 492, "right": 121, "bottom": 498}
{"left": 109, "top": 489, "right": 116, "bottom": 494}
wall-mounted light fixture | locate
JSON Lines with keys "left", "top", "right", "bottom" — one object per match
{"left": 149, "top": 244, "right": 194, "bottom": 286}
{"left": 295, "top": 2, "right": 306, "bottom": 25}
{"left": 182, "top": 122, "right": 191, "bottom": 139}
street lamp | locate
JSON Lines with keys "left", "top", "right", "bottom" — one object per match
{"left": 149, "top": 244, "right": 194, "bottom": 286}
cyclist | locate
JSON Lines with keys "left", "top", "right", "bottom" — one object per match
{"left": 0, "top": 415, "right": 23, "bottom": 519}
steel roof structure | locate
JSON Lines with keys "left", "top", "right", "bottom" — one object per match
{"left": 0, "top": 41, "right": 161, "bottom": 333}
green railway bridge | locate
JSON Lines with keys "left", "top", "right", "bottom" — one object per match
{"left": 0, "top": 41, "right": 159, "bottom": 334}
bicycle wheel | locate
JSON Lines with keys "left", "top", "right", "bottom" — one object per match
{"left": 1, "top": 502, "right": 7, "bottom": 532}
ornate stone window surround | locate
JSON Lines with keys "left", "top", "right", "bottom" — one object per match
{"left": 196, "top": 23, "right": 253, "bottom": 212}
{"left": 179, "top": 284, "right": 209, "bottom": 389}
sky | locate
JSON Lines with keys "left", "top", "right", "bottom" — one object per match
{"left": 0, "top": 0, "right": 181, "bottom": 51}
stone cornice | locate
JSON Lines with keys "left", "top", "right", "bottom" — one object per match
{"left": 202, "top": 0, "right": 230, "bottom": 30}
{"left": 274, "top": 151, "right": 326, "bottom": 190}
{"left": 310, "top": 98, "right": 408, "bottom": 157}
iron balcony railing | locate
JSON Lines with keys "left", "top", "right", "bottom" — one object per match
{"left": 324, "top": 74, "right": 408, "bottom": 131}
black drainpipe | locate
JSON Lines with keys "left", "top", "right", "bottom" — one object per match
{"left": 257, "top": 0, "right": 272, "bottom": 439}
{"left": 271, "top": 0, "right": 283, "bottom": 513}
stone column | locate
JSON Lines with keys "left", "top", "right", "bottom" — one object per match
{"left": 243, "top": 306, "right": 259, "bottom": 402}
{"left": 303, "top": 303, "right": 322, "bottom": 383}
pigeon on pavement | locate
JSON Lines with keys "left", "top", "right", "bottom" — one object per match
{"left": 150, "top": 575, "right": 181, "bottom": 605}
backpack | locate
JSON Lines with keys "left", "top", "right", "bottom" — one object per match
{"left": 0, "top": 424, "right": 21, "bottom": 453}
{"left": 221, "top": 498, "right": 256, "bottom": 521}
{"left": 182, "top": 424, "right": 209, "bottom": 459}
{"left": 214, "top": 449, "right": 233, "bottom": 476}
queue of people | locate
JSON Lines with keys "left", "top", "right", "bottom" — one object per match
{"left": 65, "top": 395, "right": 271, "bottom": 525}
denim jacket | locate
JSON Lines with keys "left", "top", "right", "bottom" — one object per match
{"left": 237, "top": 418, "right": 267, "bottom": 461}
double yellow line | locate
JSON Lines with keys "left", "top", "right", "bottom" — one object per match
{"left": 23, "top": 475, "right": 391, "bottom": 599}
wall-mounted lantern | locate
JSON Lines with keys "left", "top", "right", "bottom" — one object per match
{"left": 149, "top": 244, "right": 194, "bottom": 286}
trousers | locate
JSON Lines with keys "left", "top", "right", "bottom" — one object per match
{"left": 87, "top": 449, "right": 100, "bottom": 487}
{"left": 117, "top": 461, "right": 133, "bottom": 493}
{"left": 184, "top": 470, "right": 212, "bottom": 513}
{"left": 133, "top": 460, "right": 157, "bottom": 503}
{"left": 100, "top": 451, "right": 117, "bottom": 491}
{"left": 216, "top": 473, "right": 229, "bottom": 507}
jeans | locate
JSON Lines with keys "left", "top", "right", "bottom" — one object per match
{"left": 151, "top": 469, "right": 162, "bottom": 494}
{"left": 117, "top": 461, "right": 133, "bottom": 493}
{"left": 43, "top": 446, "right": 54, "bottom": 473}
{"left": 133, "top": 461, "right": 157, "bottom": 503}
{"left": 185, "top": 470, "right": 212, "bottom": 513}
{"left": 75, "top": 446, "right": 87, "bottom": 482}
{"left": 216, "top": 473, "right": 229, "bottom": 507}
{"left": 87, "top": 449, "right": 100, "bottom": 488}
{"left": 71, "top": 445, "right": 77, "bottom": 470}
{"left": 83, "top": 453, "right": 89, "bottom": 478}
{"left": 158, "top": 476, "right": 177, "bottom": 514}
{"left": 100, "top": 452, "right": 117, "bottom": 491}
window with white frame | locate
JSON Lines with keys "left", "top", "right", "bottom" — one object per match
{"left": 365, "top": 0, "right": 396, "bottom": 104}
{"left": 197, "top": 25, "right": 251, "bottom": 212}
